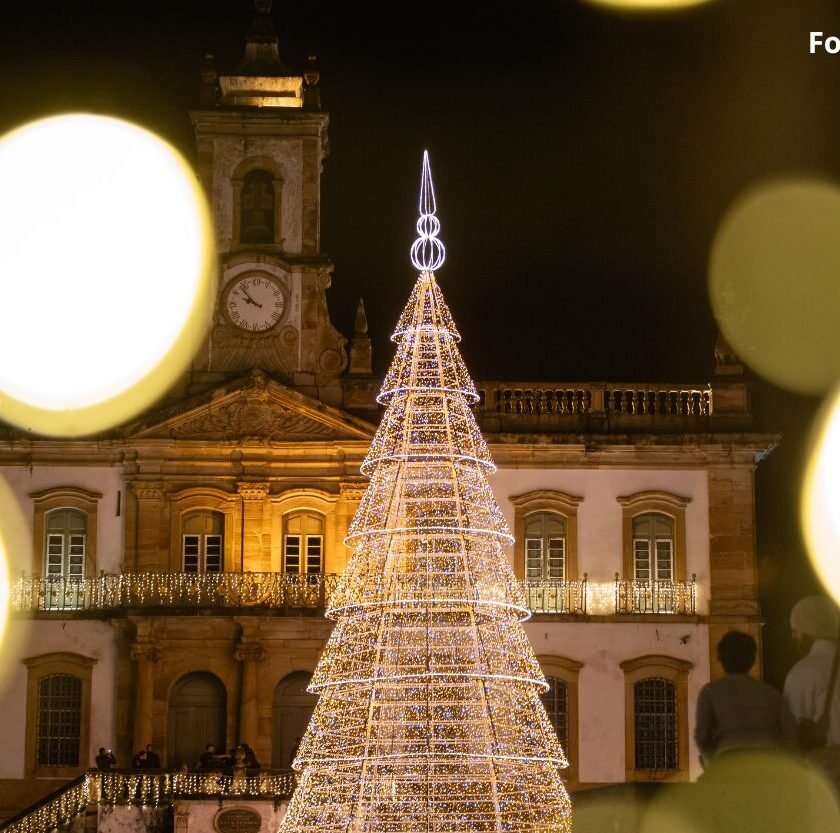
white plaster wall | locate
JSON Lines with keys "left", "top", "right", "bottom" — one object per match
{"left": 525, "top": 621, "right": 710, "bottom": 783}
{"left": 211, "top": 137, "right": 303, "bottom": 253}
{"left": 492, "top": 468, "right": 711, "bottom": 614}
{"left": 0, "top": 619, "right": 118, "bottom": 778}
{"left": 0, "top": 466, "right": 124, "bottom": 574}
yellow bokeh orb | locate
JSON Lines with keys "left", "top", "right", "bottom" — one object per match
{"left": 803, "top": 385, "right": 840, "bottom": 607}
{"left": 709, "top": 178, "right": 840, "bottom": 396}
{"left": 0, "top": 114, "right": 216, "bottom": 436}
{"left": 584, "top": 0, "right": 715, "bottom": 11}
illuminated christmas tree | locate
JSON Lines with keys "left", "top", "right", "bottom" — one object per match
{"left": 280, "top": 153, "right": 572, "bottom": 833}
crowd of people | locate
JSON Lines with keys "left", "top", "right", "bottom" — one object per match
{"left": 94, "top": 740, "right": 261, "bottom": 773}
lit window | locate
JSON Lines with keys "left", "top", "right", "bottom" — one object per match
{"left": 182, "top": 510, "right": 224, "bottom": 573}
{"left": 36, "top": 674, "right": 82, "bottom": 767}
{"left": 45, "top": 509, "right": 86, "bottom": 581}
{"left": 284, "top": 511, "right": 324, "bottom": 574}
{"left": 524, "top": 512, "right": 566, "bottom": 581}
{"left": 632, "top": 513, "right": 674, "bottom": 582}
{"left": 633, "top": 677, "right": 678, "bottom": 771}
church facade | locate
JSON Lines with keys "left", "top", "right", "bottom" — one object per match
{"left": 0, "top": 5, "right": 774, "bottom": 818}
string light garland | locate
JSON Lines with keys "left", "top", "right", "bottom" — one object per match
{"left": 280, "top": 153, "right": 572, "bottom": 833}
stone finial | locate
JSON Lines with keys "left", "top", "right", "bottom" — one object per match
{"left": 354, "top": 298, "right": 369, "bottom": 336}
{"left": 199, "top": 53, "right": 218, "bottom": 107}
{"left": 303, "top": 55, "right": 322, "bottom": 110}
{"left": 237, "top": 0, "right": 288, "bottom": 76}
{"left": 349, "top": 298, "right": 373, "bottom": 375}
{"left": 714, "top": 330, "right": 744, "bottom": 376}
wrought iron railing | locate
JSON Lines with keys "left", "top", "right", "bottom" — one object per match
{"left": 614, "top": 575, "right": 697, "bottom": 615}
{"left": 11, "top": 572, "right": 339, "bottom": 613}
{"left": 0, "top": 773, "right": 88, "bottom": 833}
{"left": 475, "top": 382, "right": 713, "bottom": 418}
{"left": 519, "top": 578, "right": 587, "bottom": 614}
{"left": 11, "top": 573, "right": 697, "bottom": 616}
{"left": 91, "top": 769, "right": 296, "bottom": 805}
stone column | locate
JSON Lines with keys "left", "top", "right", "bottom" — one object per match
{"left": 238, "top": 482, "right": 270, "bottom": 572}
{"left": 131, "top": 481, "right": 167, "bottom": 571}
{"left": 235, "top": 642, "right": 265, "bottom": 746}
{"left": 337, "top": 483, "right": 366, "bottom": 574}
{"left": 131, "top": 642, "right": 160, "bottom": 753}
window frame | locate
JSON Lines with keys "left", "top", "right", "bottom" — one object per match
{"left": 30, "top": 487, "right": 101, "bottom": 579}
{"left": 282, "top": 511, "right": 326, "bottom": 575}
{"left": 510, "top": 491, "right": 582, "bottom": 582}
{"left": 230, "top": 156, "right": 284, "bottom": 251}
{"left": 24, "top": 652, "right": 94, "bottom": 779}
{"left": 537, "top": 655, "right": 582, "bottom": 787}
{"left": 620, "top": 654, "right": 692, "bottom": 782}
{"left": 181, "top": 510, "right": 225, "bottom": 574}
{"left": 617, "top": 492, "right": 691, "bottom": 582}
{"left": 168, "top": 488, "right": 238, "bottom": 574}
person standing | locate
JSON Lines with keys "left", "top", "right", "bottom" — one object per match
{"left": 144, "top": 743, "right": 161, "bottom": 769}
{"left": 695, "top": 630, "right": 797, "bottom": 766}
{"left": 784, "top": 595, "right": 840, "bottom": 743}
{"left": 95, "top": 747, "right": 117, "bottom": 771}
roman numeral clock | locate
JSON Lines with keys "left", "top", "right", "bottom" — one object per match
{"left": 224, "top": 274, "right": 287, "bottom": 333}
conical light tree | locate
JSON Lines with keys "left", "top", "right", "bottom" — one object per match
{"left": 279, "top": 153, "right": 572, "bottom": 833}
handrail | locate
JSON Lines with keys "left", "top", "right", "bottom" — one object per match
{"left": 0, "top": 773, "right": 88, "bottom": 833}
{"left": 11, "top": 572, "right": 339, "bottom": 613}
{"left": 91, "top": 768, "right": 296, "bottom": 805}
{"left": 0, "top": 769, "right": 298, "bottom": 833}
{"left": 519, "top": 578, "right": 587, "bottom": 614}
{"left": 614, "top": 575, "right": 697, "bottom": 615}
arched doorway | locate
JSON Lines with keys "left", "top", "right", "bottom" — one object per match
{"left": 167, "top": 672, "right": 227, "bottom": 768}
{"left": 272, "top": 671, "right": 316, "bottom": 768}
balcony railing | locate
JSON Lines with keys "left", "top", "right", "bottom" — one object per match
{"left": 0, "top": 770, "right": 296, "bottom": 833}
{"left": 92, "top": 769, "right": 296, "bottom": 805}
{"left": 10, "top": 573, "right": 697, "bottom": 617}
{"left": 11, "top": 572, "right": 339, "bottom": 613}
{"left": 476, "top": 382, "right": 713, "bottom": 418}
{"left": 614, "top": 575, "right": 697, "bottom": 615}
{"left": 520, "top": 578, "right": 587, "bottom": 614}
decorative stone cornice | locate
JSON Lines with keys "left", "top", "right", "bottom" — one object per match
{"left": 131, "top": 481, "right": 166, "bottom": 500}
{"left": 234, "top": 643, "right": 266, "bottom": 663}
{"left": 339, "top": 482, "right": 367, "bottom": 502}
{"left": 237, "top": 481, "right": 271, "bottom": 501}
{"left": 130, "top": 642, "right": 161, "bottom": 663}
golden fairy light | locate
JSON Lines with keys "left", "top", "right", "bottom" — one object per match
{"left": 279, "top": 152, "right": 572, "bottom": 833}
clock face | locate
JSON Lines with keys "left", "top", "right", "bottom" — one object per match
{"left": 225, "top": 274, "right": 286, "bottom": 332}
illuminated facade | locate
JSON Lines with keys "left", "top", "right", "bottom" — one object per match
{"left": 0, "top": 2, "right": 774, "bottom": 823}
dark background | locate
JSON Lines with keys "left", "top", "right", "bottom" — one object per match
{"left": 2, "top": 0, "right": 839, "bottom": 684}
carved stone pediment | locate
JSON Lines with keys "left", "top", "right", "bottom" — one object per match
{"left": 127, "top": 370, "right": 375, "bottom": 442}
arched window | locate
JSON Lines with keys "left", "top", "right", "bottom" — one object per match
{"left": 620, "top": 655, "right": 691, "bottom": 781}
{"left": 240, "top": 170, "right": 275, "bottom": 243}
{"left": 632, "top": 512, "right": 674, "bottom": 582}
{"left": 182, "top": 511, "right": 224, "bottom": 573}
{"left": 633, "top": 677, "right": 678, "bottom": 771}
{"left": 524, "top": 512, "right": 566, "bottom": 581}
{"left": 45, "top": 509, "right": 87, "bottom": 581}
{"left": 541, "top": 676, "right": 569, "bottom": 753}
{"left": 283, "top": 512, "right": 324, "bottom": 575}
{"left": 167, "top": 672, "right": 227, "bottom": 769}
{"left": 37, "top": 674, "right": 82, "bottom": 767}
{"left": 272, "top": 671, "right": 317, "bottom": 768}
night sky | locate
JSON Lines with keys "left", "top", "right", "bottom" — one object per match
{"left": 2, "top": 0, "right": 840, "bottom": 682}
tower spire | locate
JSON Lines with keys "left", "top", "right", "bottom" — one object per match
{"left": 409, "top": 150, "right": 446, "bottom": 273}
{"left": 237, "top": 0, "right": 288, "bottom": 76}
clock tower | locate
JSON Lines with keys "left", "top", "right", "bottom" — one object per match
{"left": 189, "top": 0, "right": 347, "bottom": 406}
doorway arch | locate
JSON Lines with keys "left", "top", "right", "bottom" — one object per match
{"left": 167, "top": 671, "right": 227, "bottom": 768}
{"left": 272, "top": 671, "right": 316, "bottom": 768}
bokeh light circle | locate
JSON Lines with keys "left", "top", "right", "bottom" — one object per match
{"left": 584, "top": 0, "right": 715, "bottom": 11}
{"left": 0, "top": 114, "right": 216, "bottom": 436}
{"left": 803, "top": 384, "right": 840, "bottom": 608}
{"left": 710, "top": 178, "right": 840, "bottom": 396}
